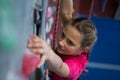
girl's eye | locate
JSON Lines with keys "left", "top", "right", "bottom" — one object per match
{"left": 67, "top": 39, "right": 74, "bottom": 46}
{"left": 61, "top": 32, "right": 65, "bottom": 38}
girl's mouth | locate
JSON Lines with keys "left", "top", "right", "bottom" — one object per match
{"left": 56, "top": 46, "right": 65, "bottom": 53}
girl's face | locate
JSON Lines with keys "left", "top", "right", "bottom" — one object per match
{"left": 56, "top": 25, "right": 83, "bottom": 55}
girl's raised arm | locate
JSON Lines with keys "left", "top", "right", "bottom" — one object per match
{"left": 60, "top": 0, "right": 74, "bottom": 24}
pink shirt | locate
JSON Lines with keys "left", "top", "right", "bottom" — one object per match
{"left": 50, "top": 52, "right": 88, "bottom": 80}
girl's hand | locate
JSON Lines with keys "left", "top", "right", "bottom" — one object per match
{"left": 27, "top": 35, "right": 49, "bottom": 67}
{"left": 27, "top": 36, "right": 69, "bottom": 77}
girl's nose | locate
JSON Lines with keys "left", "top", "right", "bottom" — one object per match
{"left": 59, "top": 39, "right": 65, "bottom": 47}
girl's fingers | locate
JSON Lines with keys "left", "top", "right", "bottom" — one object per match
{"left": 27, "top": 36, "right": 43, "bottom": 48}
{"left": 31, "top": 35, "right": 41, "bottom": 42}
{"left": 27, "top": 42, "right": 43, "bottom": 48}
{"left": 31, "top": 48, "right": 44, "bottom": 54}
{"left": 28, "top": 35, "right": 41, "bottom": 44}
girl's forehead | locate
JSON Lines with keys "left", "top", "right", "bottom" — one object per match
{"left": 63, "top": 25, "right": 83, "bottom": 47}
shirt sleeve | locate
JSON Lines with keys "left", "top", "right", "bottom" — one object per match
{"left": 64, "top": 55, "right": 88, "bottom": 79}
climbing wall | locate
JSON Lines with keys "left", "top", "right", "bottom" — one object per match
{"left": 0, "top": 0, "right": 34, "bottom": 79}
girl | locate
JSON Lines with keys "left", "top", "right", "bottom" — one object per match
{"left": 27, "top": 0, "right": 97, "bottom": 80}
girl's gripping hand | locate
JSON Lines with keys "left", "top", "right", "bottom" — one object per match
{"left": 27, "top": 35, "right": 50, "bottom": 67}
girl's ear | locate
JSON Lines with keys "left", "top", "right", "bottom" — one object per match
{"left": 80, "top": 47, "right": 89, "bottom": 53}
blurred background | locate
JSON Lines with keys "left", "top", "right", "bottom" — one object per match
{"left": 0, "top": 0, "right": 120, "bottom": 80}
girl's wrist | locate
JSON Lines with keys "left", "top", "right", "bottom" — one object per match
{"left": 45, "top": 46, "right": 53, "bottom": 61}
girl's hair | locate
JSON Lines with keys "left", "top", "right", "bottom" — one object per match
{"left": 68, "top": 17, "right": 97, "bottom": 53}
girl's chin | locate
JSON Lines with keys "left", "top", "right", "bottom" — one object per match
{"left": 56, "top": 49, "right": 74, "bottom": 55}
